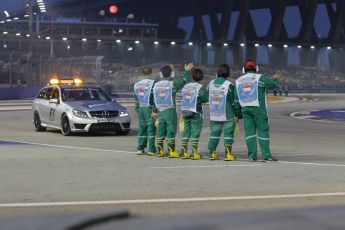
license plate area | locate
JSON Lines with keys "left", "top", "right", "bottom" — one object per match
{"left": 98, "top": 119, "right": 114, "bottom": 123}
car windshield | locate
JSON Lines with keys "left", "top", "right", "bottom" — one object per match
{"left": 61, "top": 87, "right": 111, "bottom": 102}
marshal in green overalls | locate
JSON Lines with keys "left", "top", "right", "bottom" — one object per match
{"left": 134, "top": 68, "right": 157, "bottom": 155}
{"left": 235, "top": 60, "right": 279, "bottom": 161}
{"left": 180, "top": 68, "right": 208, "bottom": 160}
{"left": 207, "top": 64, "right": 236, "bottom": 161}
{"left": 153, "top": 64, "right": 193, "bottom": 158}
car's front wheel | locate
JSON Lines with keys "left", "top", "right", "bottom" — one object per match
{"left": 61, "top": 114, "right": 72, "bottom": 136}
{"left": 33, "top": 112, "right": 46, "bottom": 132}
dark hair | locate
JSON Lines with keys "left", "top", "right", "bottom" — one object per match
{"left": 142, "top": 67, "right": 152, "bottom": 75}
{"left": 217, "top": 64, "right": 230, "bottom": 78}
{"left": 192, "top": 68, "right": 204, "bottom": 82}
{"left": 160, "top": 65, "right": 173, "bottom": 78}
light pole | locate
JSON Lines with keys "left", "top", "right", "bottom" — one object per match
{"left": 198, "top": 29, "right": 202, "bottom": 65}
{"left": 9, "top": 52, "right": 14, "bottom": 88}
{"left": 50, "top": 16, "right": 54, "bottom": 58}
{"left": 28, "top": 0, "right": 33, "bottom": 86}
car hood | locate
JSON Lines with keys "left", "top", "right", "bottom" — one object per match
{"left": 64, "top": 100, "right": 125, "bottom": 111}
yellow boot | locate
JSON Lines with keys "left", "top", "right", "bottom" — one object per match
{"left": 209, "top": 152, "right": 218, "bottom": 160}
{"left": 224, "top": 144, "right": 235, "bottom": 161}
{"left": 157, "top": 150, "right": 166, "bottom": 157}
{"left": 157, "top": 140, "right": 165, "bottom": 157}
{"left": 191, "top": 153, "right": 202, "bottom": 160}
{"left": 224, "top": 153, "right": 236, "bottom": 161}
{"left": 168, "top": 150, "right": 180, "bottom": 158}
{"left": 181, "top": 153, "right": 191, "bottom": 159}
{"left": 180, "top": 142, "right": 190, "bottom": 159}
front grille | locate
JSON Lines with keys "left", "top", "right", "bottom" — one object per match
{"left": 89, "top": 110, "right": 119, "bottom": 118}
{"left": 90, "top": 123, "right": 120, "bottom": 131}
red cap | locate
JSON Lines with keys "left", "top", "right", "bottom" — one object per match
{"left": 244, "top": 60, "right": 256, "bottom": 69}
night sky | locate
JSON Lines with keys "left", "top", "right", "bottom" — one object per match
{"left": 1, "top": 1, "right": 332, "bottom": 39}
{"left": 0, "top": 1, "right": 336, "bottom": 67}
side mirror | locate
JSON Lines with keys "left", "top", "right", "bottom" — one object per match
{"left": 49, "top": 98, "right": 59, "bottom": 104}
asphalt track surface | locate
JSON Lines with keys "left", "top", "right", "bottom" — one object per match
{"left": 0, "top": 94, "right": 344, "bottom": 217}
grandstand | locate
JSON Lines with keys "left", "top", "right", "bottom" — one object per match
{"left": 0, "top": 0, "right": 345, "bottom": 93}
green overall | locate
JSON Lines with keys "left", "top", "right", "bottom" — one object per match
{"left": 181, "top": 83, "right": 208, "bottom": 155}
{"left": 134, "top": 79, "right": 157, "bottom": 153}
{"left": 235, "top": 74, "right": 278, "bottom": 160}
{"left": 156, "top": 71, "right": 191, "bottom": 153}
{"left": 208, "top": 77, "right": 235, "bottom": 155}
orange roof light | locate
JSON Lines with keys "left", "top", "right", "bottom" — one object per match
{"left": 60, "top": 79, "right": 74, "bottom": 85}
{"left": 49, "top": 78, "right": 60, "bottom": 85}
{"left": 73, "top": 78, "right": 83, "bottom": 85}
{"left": 49, "top": 78, "right": 83, "bottom": 86}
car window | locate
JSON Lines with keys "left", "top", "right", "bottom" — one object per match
{"left": 61, "top": 87, "right": 111, "bottom": 101}
{"left": 44, "top": 87, "right": 53, "bottom": 100}
{"left": 51, "top": 88, "right": 60, "bottom": 99}
{"left": 37, "top": 88, "right": 47, "bottom": 99}
{"left": 89, "top": 88, "right": 108, "bottom": 100}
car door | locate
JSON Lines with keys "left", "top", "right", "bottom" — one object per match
{"left": 34, "top": 88, "right": 47, "bottom": 119}
{"left": 48, "top": 87, "right": 63, "bottom": 127}
{"left": 39, "top": 87, "right": 53, "bottom": 125}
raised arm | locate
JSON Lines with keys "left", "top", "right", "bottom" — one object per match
{"left": 259, "top": 72, "right": 280, "bottom": 90}
{"left": 173, "top": 63, "right": 194, "bottom": 91}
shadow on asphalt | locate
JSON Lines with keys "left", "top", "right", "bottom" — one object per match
{"left": 44, "top": 129, "right": 137, "bottom": 137}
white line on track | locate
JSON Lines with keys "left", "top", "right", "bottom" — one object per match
{"left": 1, "top": 192, "right": 345, "bottom": 208}
{"left": 150, "top": 164, "right": 261, "bottom": 169}
{"left": 0, "top": 139, "right": 136, "bottom": 154}
{"left": 0, "top": 103, "right": 32, "bottom": 106}
{"left": 279, "top": 161, "right": 345, "bottom": 167}
{"left": 234, "top": 158, "right": 345, "bottom": 167}
{"left": 0, "top": 106, "right": 32, "bottom": 111}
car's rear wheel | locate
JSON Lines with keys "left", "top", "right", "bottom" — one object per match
{"left": 61, "top": 114, "right": 72, "bottom": 136}
{"left": 33, "top": 112, "right": 46, "bottom": 132}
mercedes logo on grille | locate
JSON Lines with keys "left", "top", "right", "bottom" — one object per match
{"left": 102, "top": 111, "right": 110, "bottom": 117}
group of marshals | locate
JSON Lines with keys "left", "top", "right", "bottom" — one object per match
{"left": 134, "top": 60, "right": 280, "bottom": 162}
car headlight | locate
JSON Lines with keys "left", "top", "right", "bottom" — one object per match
{"left": 73, "top": 109, "right": 88, "bottom": 118}
{"left": 119, "top": 110, "right": 129, "bottom": 117}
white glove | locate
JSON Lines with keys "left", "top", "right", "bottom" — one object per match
{"left": 184, "top": 63, "right": 194, "bottom": 71}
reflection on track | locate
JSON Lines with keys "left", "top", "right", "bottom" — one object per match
{"left": 0, "top": 140, "right": 32, "bottom": 145}
{"left": 291, "top": 109, "right": 345, "bottom": 122}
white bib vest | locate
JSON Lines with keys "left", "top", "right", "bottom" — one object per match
{"left": 236, "top": 73, "right": 261, "bottom": 107}
{"left": 134, "top": 79, "right": 155, "bottom": 107}
{"left": 209, "top": 79, "right": 232, "bottom": 121}
{"left": 153, "top": 80, "right": 174, "bottom": 112}
{"left": 181, "top": 82, "right": 203, "bottom": 113}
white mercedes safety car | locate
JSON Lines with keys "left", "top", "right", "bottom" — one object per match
{"left": 32, "top": 78, "right": 131, "bottom": 136}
